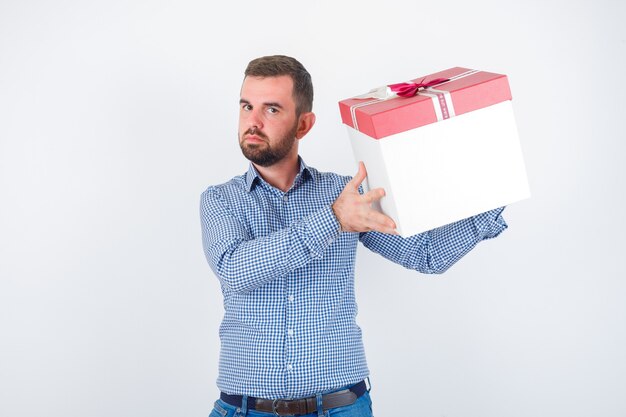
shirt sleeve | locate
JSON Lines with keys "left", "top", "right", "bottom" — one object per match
{"left": 200, "top": 187, "right": 341, "bottom": 293}
{"left": 359, "top": 207, "right": 507, "bottom": 274}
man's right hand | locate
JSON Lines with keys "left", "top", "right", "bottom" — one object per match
{"left": 331, "top": 161, "right": 398, "bottom": 235}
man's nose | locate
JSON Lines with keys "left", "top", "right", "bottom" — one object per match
{"left": 246, "top": 108, "right": 264, "bottom": 130}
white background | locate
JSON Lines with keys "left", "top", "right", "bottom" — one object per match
{"left": 1, "top": 0, "right": 625, "bottom": 416}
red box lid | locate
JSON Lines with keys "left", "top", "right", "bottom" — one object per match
{"left": 338, "top": 67, "right": 512, "bottom": 139}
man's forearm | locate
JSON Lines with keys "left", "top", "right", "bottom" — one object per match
{"left": 359, "top": 207, "right": 507, "bottom": 274}
{"left": 201, "top": 189, "right": 340, "bottom": 293}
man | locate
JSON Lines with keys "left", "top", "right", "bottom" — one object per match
{"left": 200, "top": 55, "right": 507, "bottom": 417}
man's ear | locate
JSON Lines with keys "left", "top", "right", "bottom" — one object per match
{"left": 295, "top": 112, "right": 316, "bottom": 140}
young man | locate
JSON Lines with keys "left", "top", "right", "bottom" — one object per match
{"left": 200, "top": 55, "right": 507, "bottom": 417}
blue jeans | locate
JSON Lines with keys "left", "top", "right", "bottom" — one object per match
{"left": 208, "top": 391, "right": 373, "bottom": 417}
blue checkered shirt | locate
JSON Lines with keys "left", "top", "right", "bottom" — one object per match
{"left": 200, "top": 158, "right": 507, "bottom": 399}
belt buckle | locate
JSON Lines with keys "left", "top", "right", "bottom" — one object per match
{"left": 271, "top": 398, "right": 291, "bottom": 417}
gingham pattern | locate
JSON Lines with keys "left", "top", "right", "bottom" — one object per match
{"left": 200, "top": 158, "right": 507, "bottom": 399}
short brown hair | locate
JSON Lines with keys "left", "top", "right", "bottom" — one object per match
{"left": 244, "top": 55, "right": 313, "bottom": 116}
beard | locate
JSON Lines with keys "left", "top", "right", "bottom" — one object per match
{"left": 239, "top": 122, "right": 298, "bottom": 167}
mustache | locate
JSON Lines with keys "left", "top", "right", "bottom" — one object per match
{"left": 244, "top": 127, "right": 268, "bottom": 140}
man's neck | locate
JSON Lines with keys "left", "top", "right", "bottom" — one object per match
{"left": 253, "top": 154, "right": 300, "bottom": 192}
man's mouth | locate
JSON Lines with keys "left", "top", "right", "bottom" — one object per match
{"left": 245, "top": 134, "right": 265, "bottom": 142}
{"left": 243, "top": 129, "right": 267, "bottom": 143}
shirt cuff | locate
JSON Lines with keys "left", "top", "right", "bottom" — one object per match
{"left": 301, "top": 205, "right": 342, "bottom": 259}
{"left": 472, "top": 206, "right": 508, "bottom": 239}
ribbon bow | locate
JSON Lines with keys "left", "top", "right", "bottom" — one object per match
{"left": 388, "top": 77, "right": 450, "bottom": 98}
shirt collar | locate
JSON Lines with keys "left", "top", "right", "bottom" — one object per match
{"left": 245, "top": 157, "right": 313, "bottom": 192}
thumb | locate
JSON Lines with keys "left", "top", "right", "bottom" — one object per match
{"left": 350, "top": 161, "right": 367, "bottom": 190}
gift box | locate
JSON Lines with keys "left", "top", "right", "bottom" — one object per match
{"left": 338, "top": 67, "right": 530, "bottom": 236}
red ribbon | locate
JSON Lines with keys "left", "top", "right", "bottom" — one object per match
{"left": 388, "top": 77, "right": 450, "bottom": 98}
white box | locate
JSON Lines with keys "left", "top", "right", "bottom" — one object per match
{"left": 347, "top": 100, "right": 531, "bottom": 236}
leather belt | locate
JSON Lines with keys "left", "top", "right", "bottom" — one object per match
{"left": 220, "top": 380, "right": 367, "bottom": 416}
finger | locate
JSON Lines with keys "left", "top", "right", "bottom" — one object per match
{"left": 366, "top": 211, "right": 397, "bottom": 232}
{"left": 363, "top": 187, "right": 385, "bottom": 204}
{"left": 376, "top": 225, "right": 399, "bottom": 235}
{"left": 349, "top": 161, "right": 367, "bottom": 190}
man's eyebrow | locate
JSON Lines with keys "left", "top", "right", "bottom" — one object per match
{"left": 264, "top": 102, "right": 284, "bottom": 109}
{"left": 238, "top": 99, "right": 284, "bottom": 109}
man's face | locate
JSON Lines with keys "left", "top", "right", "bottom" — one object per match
{"left": 238, "top": 75, "right": 300, "bottom": 167}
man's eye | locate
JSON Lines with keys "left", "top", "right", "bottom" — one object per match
{"left": 242, "top": 104, "right": 252, "bottom": 111}
{"left": 267, "top": 107, "right": 278, "bottom": 114}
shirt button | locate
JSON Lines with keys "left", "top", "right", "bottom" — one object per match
{"left": 286, "top": 364, "right": 293, "bottom": 371}
{"left": 288, "top": 295, "right": 294, "bottom": 302}
{"left": 283, "top": 195, "right": 288, "bottom": 202}
{"left": 287, "top": 329, "right": 294, "bottom": 336}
